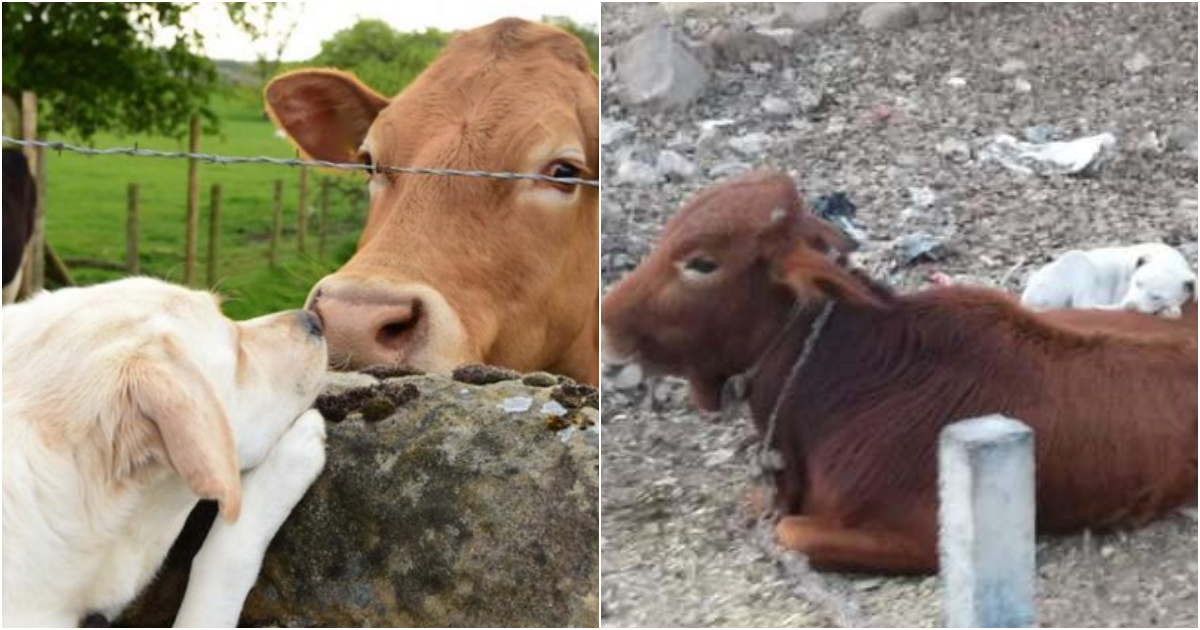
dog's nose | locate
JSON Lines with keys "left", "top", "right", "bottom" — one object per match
{"left": 299, "top": 309, "right": 324, "bottom": 338}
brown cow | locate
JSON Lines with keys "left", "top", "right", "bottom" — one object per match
{"left": 265, "top": 19, "right": 598, "bottom": 383}
{"left": 601, "top": 170, "right": 1197, "bottom": 573}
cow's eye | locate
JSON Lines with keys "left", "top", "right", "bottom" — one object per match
{"left": 357, "top": 150, "right": 375, "bottom": 175}
{"left": 683, "top": 256, "right": 720, "bottom": 275}
{"left": 542, "top": 160, "right": 582, "bottom": 192}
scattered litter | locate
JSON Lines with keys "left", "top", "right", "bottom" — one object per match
{"left": 894, "top": 232, "right": 949, "bottom": 266}
{"left": 1021, "top": 124, "right": 1060, "bottom": 144}
{"left": 908, "top": 186, "right": 937, "bottom": 209}
{"left": 981, "top": 132, "right": 1117, "bottom": 176}
{"left": 810, "top": 191, "right": 866, "bottom": 246}
{"left": 928, "top": 270, "right": 954, "bottom": 286}
{"left": 936, "top": 137, "right": 972, "bottom": 162}
{"left": 541, "top": 400, "right": 569, "bottom": 417}
{"left": 498, "top": 396, "right": 533, "bottom": 413}
{"left": 900, "top": 186, "right": 936, "bottom": 222}
{"left": 1013, "top": 77, "right": 1032, "bottom": 93}
{"left": 946, "top": 76, "right": 967, "bottom": 88}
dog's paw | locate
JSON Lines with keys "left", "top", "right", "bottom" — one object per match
{"left": 275, "top": 409, "right": 327, "bottom": 477}
{"left": 1160, "top": 305, "right": 1183, "bottom": 318}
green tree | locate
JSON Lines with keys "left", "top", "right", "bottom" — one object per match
{"left": 310, "top": 20, "right": 449, "bottom": 97}
{"left": 2, "top": 3, "right": 265, "bottom": 140}
{"left": 542, "top": 16, "right": 598, "bottom": 72}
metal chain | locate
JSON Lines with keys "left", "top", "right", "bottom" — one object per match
{"left": 1, "top": 136, "right": 600, "bottom": 188}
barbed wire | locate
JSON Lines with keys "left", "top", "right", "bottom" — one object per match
{"left": 1, "top": 136, "right": 600, "bottom": 188}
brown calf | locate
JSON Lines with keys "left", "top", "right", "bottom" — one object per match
{"left": 601, "top": 171, "right": 1197, "bottom": 573}
{"left": 266, "top": 19, "right": 598, "bottom": 383}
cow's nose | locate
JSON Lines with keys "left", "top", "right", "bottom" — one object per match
{"left": 308, "top": 281, "right": 433, "bottom": 370}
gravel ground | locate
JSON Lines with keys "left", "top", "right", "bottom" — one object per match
{"left": 599, "top": 3, "right": 1198, "bottom": 627}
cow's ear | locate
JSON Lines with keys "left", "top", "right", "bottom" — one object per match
{"left": 264, "top": 69, "right": 389, "bottom": 163}
{"left": 115, "top": 337, "right": 242, "bottom": 523}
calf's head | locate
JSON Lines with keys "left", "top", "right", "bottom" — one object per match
{"left": 601, "top": 171, "right": 871, "bottom": 409}
{"left": 266, "top": 19, "right": 598, "bottom": 380}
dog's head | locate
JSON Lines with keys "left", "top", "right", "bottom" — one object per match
{"left": 3, "top": 277, "right": 327, "bottom": 522}
{"left": 1122, "top": 253, "right": 1197, "bottom": 318}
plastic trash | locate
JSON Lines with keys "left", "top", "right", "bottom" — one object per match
{"left": 894, "top": 231, "right": 948, "bottom": 266}
{"left": 981, "top": 132, "right": 1117, "bottom": 176}
{"left": 811, "top": 191, "right": 866, "bottom": 246}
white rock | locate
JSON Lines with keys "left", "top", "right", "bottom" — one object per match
{"left": 1123, "top": 51, "right": 1152, "bottom": 74}
{"left": 1013, "top": 77, "right": 1032, "bottom": 93}
{"left": 859, "top": 2, "right": 918, "bottom": 31}
{"left": 761, "top": 95, "right": 792, "bottom": 116}
{"left": 615, "top": 25, "right": 709, "bottom": 111}
{"left": 999, "top": 58, "right": 1029, "bottom": 75}
{"left": 611, "top": 363, "right": 644, "bottom": 390}
{"left": 729, "top": 132, "right": 770, "bottom": 156}
{"left": 655, "top": 149, "right": 697, "bottom": 181}
{"left": 498, "top": 396, "right": 533, "bottom": 413}
{"left": 946, "top": 76, "right": 968, "bottom": 88}
{"left": 771, "top": 2, "right": 847, "bottom": 30}
{"left": 616, "top": 159, "right": 659, "bottom": 185}
{"left": 601, "top": 119, "right": 635, "bottom": 146}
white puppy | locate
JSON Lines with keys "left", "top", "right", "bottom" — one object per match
{"left": 3, "top": 277, "right": 329, "bottom": 627}
{"left": 1021, "top": 242, "right": 1196, "bottom": 318}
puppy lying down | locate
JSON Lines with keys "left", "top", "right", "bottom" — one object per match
{"left": 3, "top": 278, "right": 329, "bottom": 627}
{"left": 1021, "top": 242, "right": 1196, "bottom": 317}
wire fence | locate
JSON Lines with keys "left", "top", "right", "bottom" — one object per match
{"left": 1, "top": 136, "right": 601, "bottom": 188}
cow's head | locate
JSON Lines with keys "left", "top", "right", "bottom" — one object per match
{"left": 601, "top": 171, "right": 865, "bottom": 409}
{"left": 266, "top": 19, "right": 598, "bottom": 382}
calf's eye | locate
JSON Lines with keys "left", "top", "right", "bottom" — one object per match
{"left": 684, "top": 256, "right": 720, "bottom": 275}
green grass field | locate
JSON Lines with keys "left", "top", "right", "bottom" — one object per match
{"left": 41, "top": 93, "right": 366, "bottom": 320}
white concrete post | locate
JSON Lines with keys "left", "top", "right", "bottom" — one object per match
{"left": 938, "top": 415, "right": 1036, "bottom": 628}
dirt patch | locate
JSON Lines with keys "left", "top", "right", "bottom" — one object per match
{"left": 600, "top": 3, "right": 1197, "bottom": 627}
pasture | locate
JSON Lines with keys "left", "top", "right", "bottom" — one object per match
{"left": 39, "top": 93, "right": 366, "bottom": 320}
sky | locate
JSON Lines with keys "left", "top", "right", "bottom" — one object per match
{"left": 168, "top": 1, "right": 599, "bottom": 62}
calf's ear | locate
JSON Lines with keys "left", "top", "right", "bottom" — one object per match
{"left": 771, "top": 245, "right": 884, "bottom": 308}
{"left": 115, "top": 338, "right": 242, "bottom": 522}
{"left": 264, "top": 69, "right": 390, "bottom": 163}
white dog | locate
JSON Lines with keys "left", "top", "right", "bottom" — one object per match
{"left": 1021, "top": 242, "right": 1196, "bottom": 318}
{"left": 3, "top": 277, "right": 329, "bottom": 627}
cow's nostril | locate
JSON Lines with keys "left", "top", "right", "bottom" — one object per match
{"left": 375, "top": 301, "right": 422, "bottom": 351}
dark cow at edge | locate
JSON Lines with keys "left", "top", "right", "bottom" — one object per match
{"left": 601, "top": 170, "right": 1197, "bottom": 574}
{"left": 265, "top": 19, "right": 599, "bottom": 384}
{"left": 3, "top": 148, "right": 36, "bottom": 303}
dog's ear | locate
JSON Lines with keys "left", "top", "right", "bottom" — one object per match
{"left": 116, "top": 338, "right": 241, "bottom": 522}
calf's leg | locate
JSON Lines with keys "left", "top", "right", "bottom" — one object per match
{"left": 775, "top": 515, "right": 935, "bottom": 574}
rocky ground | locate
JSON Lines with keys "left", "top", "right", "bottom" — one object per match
{"left": 600, "top": 3, "right": 1197, "bottom": 627}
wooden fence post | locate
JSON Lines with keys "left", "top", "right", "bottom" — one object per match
{"left": 270, "top": 179, "right": 282, "bottom": 267}
{"left": 184, "top": 114, "right": 200, "bottom": 286}
{"left": 939, "top": 415, "right": 1036, "bottom": 628}
{"left": 319, "top": 178, "right": 329, "bottom": 260}
{"left": 20, "top": 90, "right": 46, "bottom": 295}
{"left": 126, "top": 184, "right": 140, "bottom": 274}
{"left": 207, "top": 184, "right": 222, "bottom": 287}
{"left": 297, "top": 166, "right": 309, "bottom": 254}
